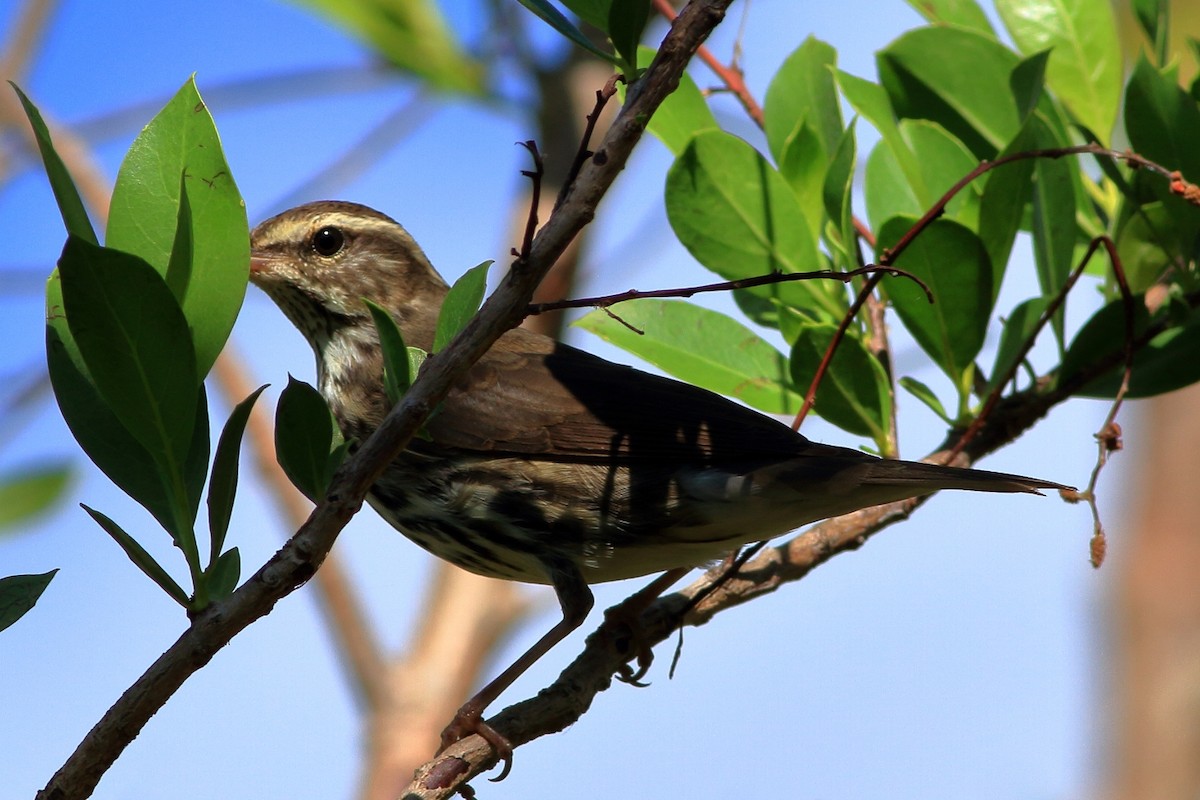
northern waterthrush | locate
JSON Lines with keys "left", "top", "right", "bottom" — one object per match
{"left": 249, "top": 200, "right": 1066, "bottom": 770}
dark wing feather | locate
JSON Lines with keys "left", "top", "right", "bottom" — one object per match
{"left": 426, "top": 329, "right": 813, "bottom": 464}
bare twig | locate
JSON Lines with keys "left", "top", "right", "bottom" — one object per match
{"left": 526, "top": 264, "right": 929, "bottom": 315}
{"left": 652, "top": 0, "right": 763, "bottom": 127}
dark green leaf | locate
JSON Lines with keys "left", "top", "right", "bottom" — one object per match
{"left": 46, "top": 277, "right": 176, "bottom": 531}
{"left": 821, "top": 122, "right": 857, "bottom": 269}
{"left": 1029, "top": 119, "right": 1076, "bottom": 345}
{"left": 1131, "top": 0, "right": 1166, "bottom": 47}
{"left": 515, "top": 0, "right": 618, "bottom": 64}
{"left": 182, "top": 386, "right": 210, "bottom": 532}
{"left": 275, "top": 377, "right": 336, "bottom": 502}
{"left": 82, "top": 505, "right": 189, "bottom": 606}
{"left": 989, "top": 297, "right": 1052, "bottom": 393}
{"left": 878, "top": 26, "right": 1021, "bottom": 158}
{"left": 9, "top": 83, "right": 97, "bottom": 245}
{"left": 434, "top": 261, "right": 491, "bottom": 352}
{"left": 164, "top": 175, "right": 194, "bottom": 302}
{"left": 576, "top": 299, "right": 802, "bottom": 415}
{"left": 608, "top": 0, "right": 650, "bottom": 74}
{"left": 1062, "top": 299, "right": 1200, "bottom": 399}
{"left": 790, "top": 323, "right": 891, "bottom": 443}
{"left": 1010, "top": 50, "right": 1051, "bottom": 122}
{"left": 106, "top": 77, "right": 249, "bottom": 378}
{"left": 0, "top": 465, "right": 72, "bottom": 531}
{"left": 996, "top": 0, "right": 1121, "bottom": 139}
{"left": 57, "top": 237, "right": 198, "bottom": 469}
{"left": 878, "top": 216, "right": 993, "bottom": 387}
{"left": 206, "top": 547, "right": 241, "bottom": 600}
{"left": 904, "top": 0, "right": 995, "bottom": 35}
{"left": 666, "top": 131, "right": 838, "bottom": 321}
{"left": 977, "top": 119, "right": 1037, "bottom": 292}
{"left": 898, "top": 376, "right": 954, "bottom": 425}
{"left": 207, "top": 385, "right": 268, "bottom": 562}
{"left": 764, "top": 36, "right": 843, "bottom": 164}
{"left": 0, "top": 570, "right": 58, "bottom": 633}
{"left": 1125, "top": 57, "right": 1200, "bottom": 254}
{"left": 366, "top": 300, "right": 411, "bottom": 405}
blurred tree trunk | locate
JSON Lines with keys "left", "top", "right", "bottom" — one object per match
{"left": 1106, "top": 5, "right": 1200, "bottom": 798}
{"left": 1108, "top": 383, "right": 1200, "bottom": 800}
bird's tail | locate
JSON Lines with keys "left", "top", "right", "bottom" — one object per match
{"left": 858, "top": 458, "right": 1070, "bottom": 495}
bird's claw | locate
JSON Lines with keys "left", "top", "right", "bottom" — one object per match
{"left": 439, "top": 710, "right": 515, "bottom": 783}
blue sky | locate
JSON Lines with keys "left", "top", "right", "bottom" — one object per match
{"left": 1, "top": 2, "right": 1114, "bottom": 797}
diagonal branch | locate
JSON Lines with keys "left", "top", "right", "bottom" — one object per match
{"left": 35, "top": 2, "right": 734, "bottom": 798}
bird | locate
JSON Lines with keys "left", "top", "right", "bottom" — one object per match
{"left": 249, "top": 199, "right": 1067, "bottom": 774}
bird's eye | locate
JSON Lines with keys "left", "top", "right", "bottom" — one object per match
{"left": 311, "top": 226, "right": 345, "bottom": 257}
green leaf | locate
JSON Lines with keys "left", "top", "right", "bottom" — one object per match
{"left": 836, "top": 69, "right": 923, "bottom": 193}
{"left": 57, "top": 237, "right": 198, "bottom": 469}
{"left": 46, "top": 275, "right": 176, "bottom": 532}
{"left": 0, "top": 465, "right": 72, "bottom": 531}
{"left": 608, "top": 0, "right": 650, "bottom": 74}
{"left": 996, "top": 0, "right": 1121, "bottom": 140}
{"left": 435, "top": 261, "right": 491, "bottom": 352}
{"left": 1010, "top": 50, "right": 1051, "bottom": 122}
{"left": 878, "top": 26, "right": 1021, "bottom": 158}
{"left": 898, "top": 376, "right": 954, "bottom": 425}
{"left": 989, "top": 297, "right": 1052, "bottom": 393}
{"left": 181, "top": 388, "right": 211, "bottom": 534}
{"left": 1029, "top": 121, "right": 1076, "bottom": 346}
{"left": 1124, "top": 57, "right": 1200, "bottom": 253}
{"left": 289, "top": 0, "right": 485, "bottom": 94}
{"left": 821, "top": 122, "right": 858, "bottom": 270}
{"left": 366, "top": 300, "right": 412, "bottom": 405}
{"left": 630, "top": 47, "right": 718, "bottom": 154}
{"left": 864, "top": 119, "right": 980, "bottom": 233}
{"left": 106, "top": 77, "right": 249, "bottom": 378}
{"left": 9, "top": 83, "right": 97, "bottom": 245}
{"left": 0, "top": 570, "right": 58, "bottom": 633}
{"left": 904, "top": 0, "right": 995, "bottom": 35}
{"left": 1132, "top": 0, "right": 1165, "bottom": 45}
{"left": 878, "top": 216, "right": 993, "bottom": 387}
{"left": 207, "top": 385, "right": 268, "bottom": 563}
{"left": 789, "top": 323, "right": 892, "bottom": 443}
{"left": 206, "top": 547, "right": 241, "bottom": 600}
{"left": 977, "top": 120, "right": 1038, "bottom": 296}
{"left": 1117, "top": 202, "right": 1176, "bottom": 293}
{"left": 515, "top": 0, "right": 618, "bottom": 64}
{"left": 1062, "top": 300, "right": 1200, "bottom": 399}
{"left": 666, "top": 131, "right": 838, "bottom": 322}
{"left": 764, "top": 36, "right": 843, "bottom": 164}
{"left": 275, "top": 377, "right": 337, "bottom": 502}
{"left": 576, "top": 299, "right": 801, "bottom": 415}
{"left": 778, "top": 121, "right": 829, "bottom": 247}
{"left": 562, "top": 0, "right": 610, "bottom": 29}
{"left": 82, "top": 505, "right": 189, "bottom": 607}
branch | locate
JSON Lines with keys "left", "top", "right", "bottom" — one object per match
{"left": 35, "top": 2, "right": 734, "bottom": 797}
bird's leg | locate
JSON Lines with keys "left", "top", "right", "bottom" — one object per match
{"left": 438, "top": 561, "right": 593, "bottom": 781}
{"left": 607, "top": 566, "right": 690, "bottom": 686}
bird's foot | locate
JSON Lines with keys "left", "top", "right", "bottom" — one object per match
{"left": 439, "top": 708, "right": 515, "bottom": 782}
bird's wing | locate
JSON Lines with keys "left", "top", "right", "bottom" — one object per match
{"left": 423, "top": 330, "right": 813, "bottom": 464}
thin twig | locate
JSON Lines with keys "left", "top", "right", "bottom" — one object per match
{"left": 526, "top": 264, "right": 929, "bottom": 315}
{"left": 554, "top": 74, "right": 622, "bottom": 210}
{"left": 652, "top": 0, "right": 763, "bottom": 127}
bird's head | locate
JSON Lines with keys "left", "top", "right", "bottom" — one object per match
{"left": 249, "top": 201, "right": 449, "bottom": 351}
